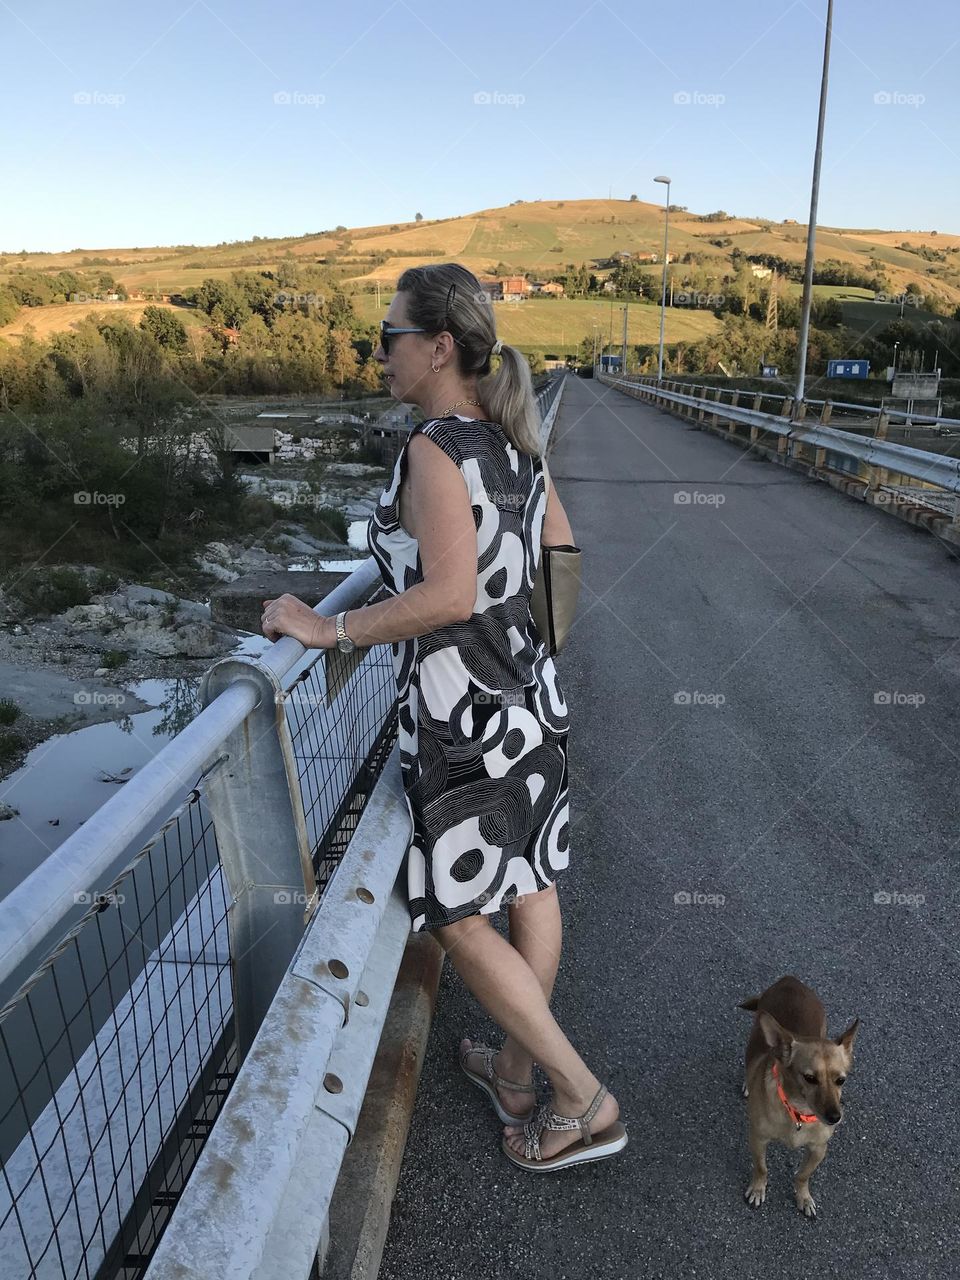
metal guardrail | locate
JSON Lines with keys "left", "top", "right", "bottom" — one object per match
{"left": 0, "top": 374, "right": 568, "bottom": 1280}
{"left": 636, "top": 375, "right": 959, "bottom": 429}
{"left": 600, "top": 375, "right": 960, "bottom": 523}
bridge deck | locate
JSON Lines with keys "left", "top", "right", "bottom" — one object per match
{"left": 379, "top": 374, "right": 958, "bottom": 1280}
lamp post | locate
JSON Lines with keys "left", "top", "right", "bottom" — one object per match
{"left": 654, "top": 175, "right": 671, "bottom": 381}
{"left": 794, "top": 0, "right": 834, "bottom": 406}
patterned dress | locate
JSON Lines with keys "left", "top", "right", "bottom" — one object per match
{"left": 367, "top": 413, "right": 571, "bottom": 933}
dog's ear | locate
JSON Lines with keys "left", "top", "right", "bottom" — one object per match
{"left": 758, "top": 1010, "right": 795, "bottom": 1062}
{"left": 836, "top": 1017, "right": 860, "bottom": 1055}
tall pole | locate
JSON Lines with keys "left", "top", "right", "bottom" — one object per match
{"left": 656, "top": 177, "right": 671, "bottom": 381}
{"left": 622, "top": 304, "right": 629, "bottom": 376}
{"left": 794, "top": 0, "right": 834, "bottom": 406}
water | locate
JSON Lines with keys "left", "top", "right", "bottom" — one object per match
{"left": 0, "top": 532, "right": 376, "bottom": 902}
{"left": 0, "top": 633, "right": 271, "bottom": 902}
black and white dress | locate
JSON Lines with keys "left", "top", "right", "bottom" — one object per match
{"left": 367, "top": 414, "right": 571, "bottom": 933}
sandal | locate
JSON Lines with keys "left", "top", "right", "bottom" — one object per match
{"left": 459, "top": 1039, "right": 537, "bottom": 1125}
{"left": 501, "top": 1084, "right": 628, "bottom": 1172}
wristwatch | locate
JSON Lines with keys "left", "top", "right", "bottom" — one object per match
{"left": 335, "top": 610, "right": 357, "bottom": 653}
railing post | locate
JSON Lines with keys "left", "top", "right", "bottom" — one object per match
{"left": 819, "top": 400, "right": 833, "bottom": 425}
{"left": 876, "top": 410, "right": 889, "bottom": 440}
{"left": 199, "top": 657, "right": 317, "bottom": 1059}
{"left": 710, "top": 387, "right": 722, "bottom": 428}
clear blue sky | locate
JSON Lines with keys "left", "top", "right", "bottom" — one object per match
{"left": 2, "top": 0, "right": 957, "bottom": 252}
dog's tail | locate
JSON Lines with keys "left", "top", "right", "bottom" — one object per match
{"left": 737, "top": 995, "right": 760, "bottom": 1012}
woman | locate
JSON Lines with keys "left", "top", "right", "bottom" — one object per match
{"left": 260, "top": 262, "right": 626, "bottom": 1171}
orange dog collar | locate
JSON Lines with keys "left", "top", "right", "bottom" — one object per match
{"left": 771, "top": 1061, "right": 819, "bottom": 1129}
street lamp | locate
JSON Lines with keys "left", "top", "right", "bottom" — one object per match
{"left": 654, "top": 175, "right": 671, "bottom": 381}
{"left": 892, "top": 340, "right": 899, "bottom": 379}
{"left": 794, "top": 0, "right": 834, "bottom": 406}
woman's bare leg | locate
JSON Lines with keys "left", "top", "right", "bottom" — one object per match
{"left": 434, "top": 908, "right": 619, "bottom": 1160}
{"left": 499, "top": 883, "right": 563, "bottom": 1075}
{"left": 460, "top": 883, "right": 563, "bottom": 1113}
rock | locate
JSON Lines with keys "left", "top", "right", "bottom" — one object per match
{"left": 93, "top": 667, "right": 110, "bottom": 677}
{"left": 125, "top": 585, "right": 179, "bottom": 609}
{"left": 0, "top": 803, "right": 19, "bottom": 821}
{"left": 121, "top": 618, "right": 227, "bottom": 658}
{"left": 204, "top": 541, "right": 232, "bottom": 562}
{"left": 195, "top": 557, "right": 240, "bottom": 583}
{"left": 60, "top": 604, "right": 121, "bottom": 632}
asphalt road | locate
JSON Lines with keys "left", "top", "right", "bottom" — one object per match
{"left": 378, "top": 374, "right": 960, "bottom": 1280}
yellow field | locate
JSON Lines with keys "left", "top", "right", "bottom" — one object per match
{"left": 0, "top": 299, "right": 207, "bottom": 341}
{"left": 353, "top": 292, "right": 721, "bottom": 353}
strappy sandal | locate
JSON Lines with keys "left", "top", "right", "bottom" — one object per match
{"left": 501, "top": 1084, "right": 628, "bottom": 1172}
{"left": 459, "top": 1039, "right": 538, "bottom": 1124}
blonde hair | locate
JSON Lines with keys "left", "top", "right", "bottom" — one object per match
{"left": 395, "top": 262, "right": 542, "bottom": 456}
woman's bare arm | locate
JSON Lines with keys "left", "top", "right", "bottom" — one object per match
{"left": 542, "top": 470, "right": 575, "bottom": 545}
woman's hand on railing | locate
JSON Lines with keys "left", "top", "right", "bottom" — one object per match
{"left": 261, "top": 595, "right": 335, "bottom": 648}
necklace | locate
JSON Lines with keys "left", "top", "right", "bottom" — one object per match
{"left": 439, "top": 398, "right": 482, "bottom": 416}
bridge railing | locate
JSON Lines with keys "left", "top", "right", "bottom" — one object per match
{"left": 617, "top": 374, "right": 958, "bottom": 430}
{"left": 0, "top": 373, "right": 568, "bottom": 1280}
{"left": 599, "top": 374, "right": 960, "bottom": 524}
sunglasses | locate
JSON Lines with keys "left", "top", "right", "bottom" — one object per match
{"left": 379, "top": 319, "right": 427, "bottom": 355}
{"left": 380, "top": 283, "right": 461, "bottom": 355}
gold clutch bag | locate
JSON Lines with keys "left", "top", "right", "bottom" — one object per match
{"left": 530, "top": 455, "right": 582, "bottom": 656}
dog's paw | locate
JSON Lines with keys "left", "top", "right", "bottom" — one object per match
{"left": 795, "top": 1188, "right": 817, "bottom": 1218}
{"left": 744, "top": 1180, "right": 766, "bottom": 1208}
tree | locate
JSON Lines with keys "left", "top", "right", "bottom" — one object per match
{"left": 629, "top": 194, "right": 638, "bottom": 201}
{"left": 326, "top": 327, "right": 359, "bottom": 386}
{"left": 415, "top": 212, "right": 423, "bottom": 222}
{"left": 140, "top": 306, "right": 188, "bottom": 351}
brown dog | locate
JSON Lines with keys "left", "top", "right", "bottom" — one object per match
{"left": 739, "top": 975, "right": 859, "bottom": 1218}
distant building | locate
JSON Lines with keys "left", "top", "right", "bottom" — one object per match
{"left": 501, "top": 275, "right": 531, "bottom": 301}
{"left": 530, "top": 281, "right": 565, "bottom": 295}
{"left": 750, "top": 264, "right": 773, "bottom": 279}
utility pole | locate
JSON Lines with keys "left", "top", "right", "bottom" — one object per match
{"left": 794, "top": 0, "right": 834, "bottom": 406}
{"left": 654, "top": 175, "right": 671, "bottom": 381}
{"left": 622, "top": 304, "right": 629, "bottom": 376}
